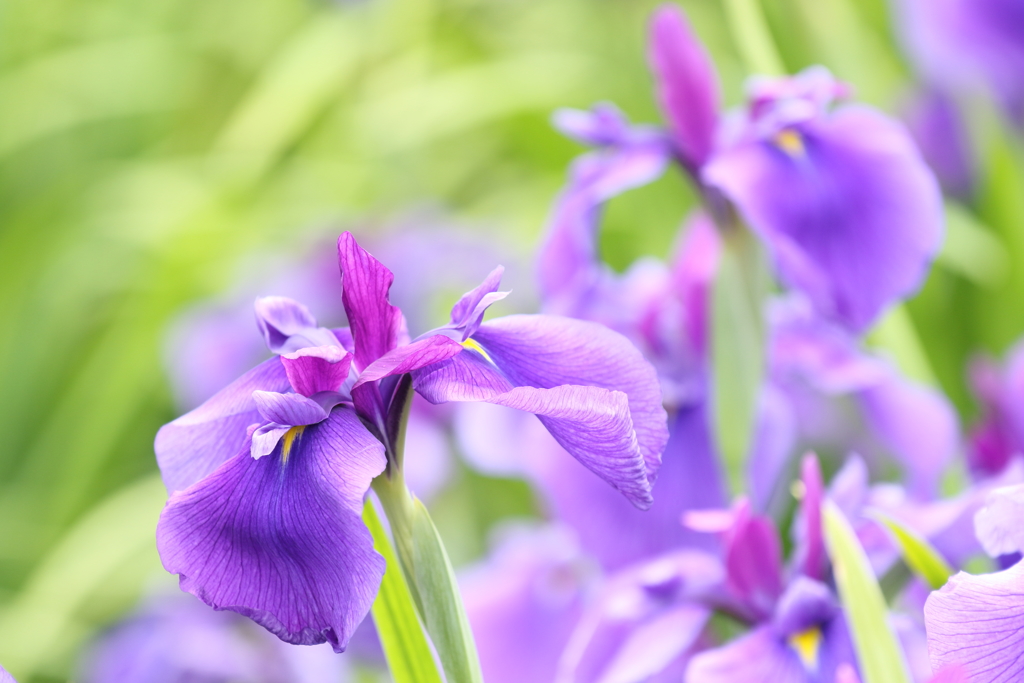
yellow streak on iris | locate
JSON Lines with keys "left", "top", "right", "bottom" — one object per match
{"left": 281, "top": 425, "right": 306, "bottom": 465}
{"left": 461, "top": 337, "right": 495, "bottom": 364}
{"left": 788, "top": 627, "right": 822, "bottom": 670}
{"left": 775, "top": 129, "right": 806, "bottom": 157}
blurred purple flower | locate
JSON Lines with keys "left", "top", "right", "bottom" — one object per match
{"left": 462, "top": 525, "right": 596, "bottom": 683}
{"left": 897, "top": 0, "right": 1024, "bottom": 126}
{"left": 967, "top": 340, "right": 1024, "bottom": 478}
{"left": 78, "top": 594, "right": 348, "bottom": 683}
{"left": 547, "top": 4, "right": 943, "bottom": 335}
{"left": 155, "top": 232, "right": 668, "bottom": 650}
{"left": 902, "top": 88, "right": 976, "bottom": 200}
{"left": 0, "top": 666, "right": 13, "bottom": 683}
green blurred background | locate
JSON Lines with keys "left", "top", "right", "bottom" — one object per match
{"left": 0, "top": 0, "right": 1021, "bottom": 678}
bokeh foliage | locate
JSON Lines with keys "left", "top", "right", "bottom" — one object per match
{"left": 0, "top": 0, "right": 1021, "bottom": 679}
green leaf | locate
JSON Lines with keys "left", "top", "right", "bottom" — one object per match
{"left": 711, "top": 228, "right": 768, "bottom": 495}
{"left": 865, "top": 509, "right": 954, "bottom": 591}
{"left": 822, "top": 500, "right": 911, "bottom": 683}
{"left": 363, "top": 500, "right": 444, "bottom": 683}
{"left": 408, "top": 497, "right": 485, "bottom": 683}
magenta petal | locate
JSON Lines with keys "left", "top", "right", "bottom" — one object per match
{"left": 156, "top": 357, "right": 290, "bottom": 493}
{"left": 354, "top": 335, "right": 465, "bottom": 388}
{"left": 648, "top": 4, "right": 720, "bottom": 168}
{"left": 337, "top": 232, "right": 403, "bottom": 370}
{"left": 475, "top": 315, "right": 668, "bottom": 483}
{"left": 794, "top": 454, "right": 825, "bottom": 581}
{"left": 252, "top": 391, "right": 329, "bottom": 427}
{"left": 156, "top": 407, "right": 386, "bottom": 652}
{"left": 925, "top": 562, "right": 1024, "bottom": 682}
{"left": 280, "top": 346, "right": 352, "bottom": 397}
{"left": 705, "top": 106, "right": 943, "bottom": 332}
{"left": 725, "top": 502, "right": 784, "bottom": 619}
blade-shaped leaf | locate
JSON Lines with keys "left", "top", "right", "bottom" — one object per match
{"left": 822, "top": 500, "right": 911, "bottom": 683}
{"left": 711, "top": 227, "right": 768, "bottom": 494}
{"left": 865, "top": 509, "right": 954, "bottom": 591}
{"left": 363, "top": 500, "right": 444, "bottom": 683}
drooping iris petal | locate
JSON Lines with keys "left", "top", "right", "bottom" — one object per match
{"left": 254, "top": 297, "right": 340, "bottom": 354}
{"left": 280, "top": 346, "right": 351, "bottom": 397}
{"left": 647, "top": 3, "right": 720, "bottom": 169}
{"left": 462, "top": 525, "right": 591, "bottom": 683}
{"left": 155, "top": 357, "right": 290, "bottom": 493}
{"left": 338, "top": 231, "right": 403, "bottom": 370}
{"left": 974, "top": 483, "right": 1024, "bottom": 557}
{"left": 705, "top": 106, "right": 943, "bottom": 332}
{"left": 415, "top": 314, "right": 668, "bottom": 509}
{"left": 474, "top": 315, "right": 668, "bottom": 481}
{"left": 157, "top": 407, "right": 387, "bottom": 652}
{"left": 925, "top": 561, "right": 1024, "bottom": 682}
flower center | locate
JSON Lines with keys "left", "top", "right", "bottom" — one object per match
{"left": 281, "top": 425, "right": 306, "bottom": 464}
{"left": 788, "top": 626, "right": 822, "bottom": 671}
{"left": 774, "top": 129, "right": 806, "bottom": 157}
{"left": 461, "top": 337, "right": 495, "bottom": 364}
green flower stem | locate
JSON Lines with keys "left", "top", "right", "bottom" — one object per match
{"left": 722, "top": 0, "right": 785, "bottom": 76}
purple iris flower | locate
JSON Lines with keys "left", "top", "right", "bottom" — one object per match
{"left": 966, "top": 339, "right": 1024, "bottom": 478}
{"left": 546, "top": 4, "right": 943, "bottom": 335}
{"left": 155, "top": 232, "right": 668, "bottom": 651}
{"left": 897, "top": 0, "right": 1024, "bottom": 126}
{"left": 683, "top": 456, "right": 858, "bottom": 683}
{"left": 77, "top": 593, "right": 347, "bottom": 683}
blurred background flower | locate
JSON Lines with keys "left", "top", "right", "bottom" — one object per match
{"left": 0, "top": 0, "right": 1023, "bottom": 679}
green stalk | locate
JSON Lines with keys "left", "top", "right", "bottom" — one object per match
{"left": 722, "top": 0, "right": 785, "bottom": 76}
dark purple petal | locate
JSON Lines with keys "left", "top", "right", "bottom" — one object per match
{"left": 354, "top": 335, "right": 465, "bottom": 388}
{"left": 925, "top": 561, "right": 1024, "bottom": 682}
{"left": 974, "top": 483, "right": 1024, "bottom": 558}
{"left": 724, "top": 501, "right": 784, "bottom": 619}
{"left": 337, "top": 232, "right": 403, "bottom": 370}
{"left": 705, "top": 106, "right": 944, "bottom": 332}
{"left": 794, "top": 454, "right": 825, "bottom": 582}
{"left": 157, "top": 407, "right": 386, "bottom": 652}
{"left": 156, "top": 357, "right": 290, "bottom": 493}
{"left": 252, "top": 391, "right": 329, "bottom": 428}
{"left": 771, "top": 577, "right": 835, "bottom": 638}
{"left": 254, "top": 297, "right": 340, "bottom": 354}
{"left": 684, "top": 625, "right": 808, "bottom": 683}
{"left": 648, "top": 4, "right": 720, "bottom": 168}
{"left": 462, "top": 525, "right": 591, "bottom": 683}
{"left": 474, "top": 315, "right": 668, "bottom": 483}
{"left": 448, "top": 266, "right": 509, "bottom": 339}
{"left": 280, "top": 346, "right": 351, "bottom": 397}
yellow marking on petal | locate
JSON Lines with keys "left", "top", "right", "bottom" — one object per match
{"left": 775, "top": 129, "right": 806, "bottom": 157}
{"left": 281, "top": 426, "right": 305, "bottom": 465}
{"left": 461, "top": 337, "right": 495, "bottom": 364}
{"left": 788, "top": 627, "right": 822, "bottom": 670}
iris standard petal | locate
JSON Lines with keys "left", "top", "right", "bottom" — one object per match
{"left": 338, "top": 231, "right": 403, "bottom": 370}
{"left": 704, "top": 106, "right": 943, "bottom": 332}
{"left": 156, "top": 407, "right": 387, "bottom": 652}
{"left": 648, "top": 4, "right": 720, "bottom": 169}
{"left": 448, "top": 266, "right": 509, "bottom": 339}
{"left": 474, "top": 314, "right": 668, "bottom": 481}
{"left": 925, "top": 561, "right": 1024, "bottom": 682}
{"left": 155, "top": 357, "right": 290, "bottom": 493}
{"left": 280, "top": 346, "right": 351, "bottom": 397}
{"left": 254, "top": 297, "right": 339, "bottom": 354}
